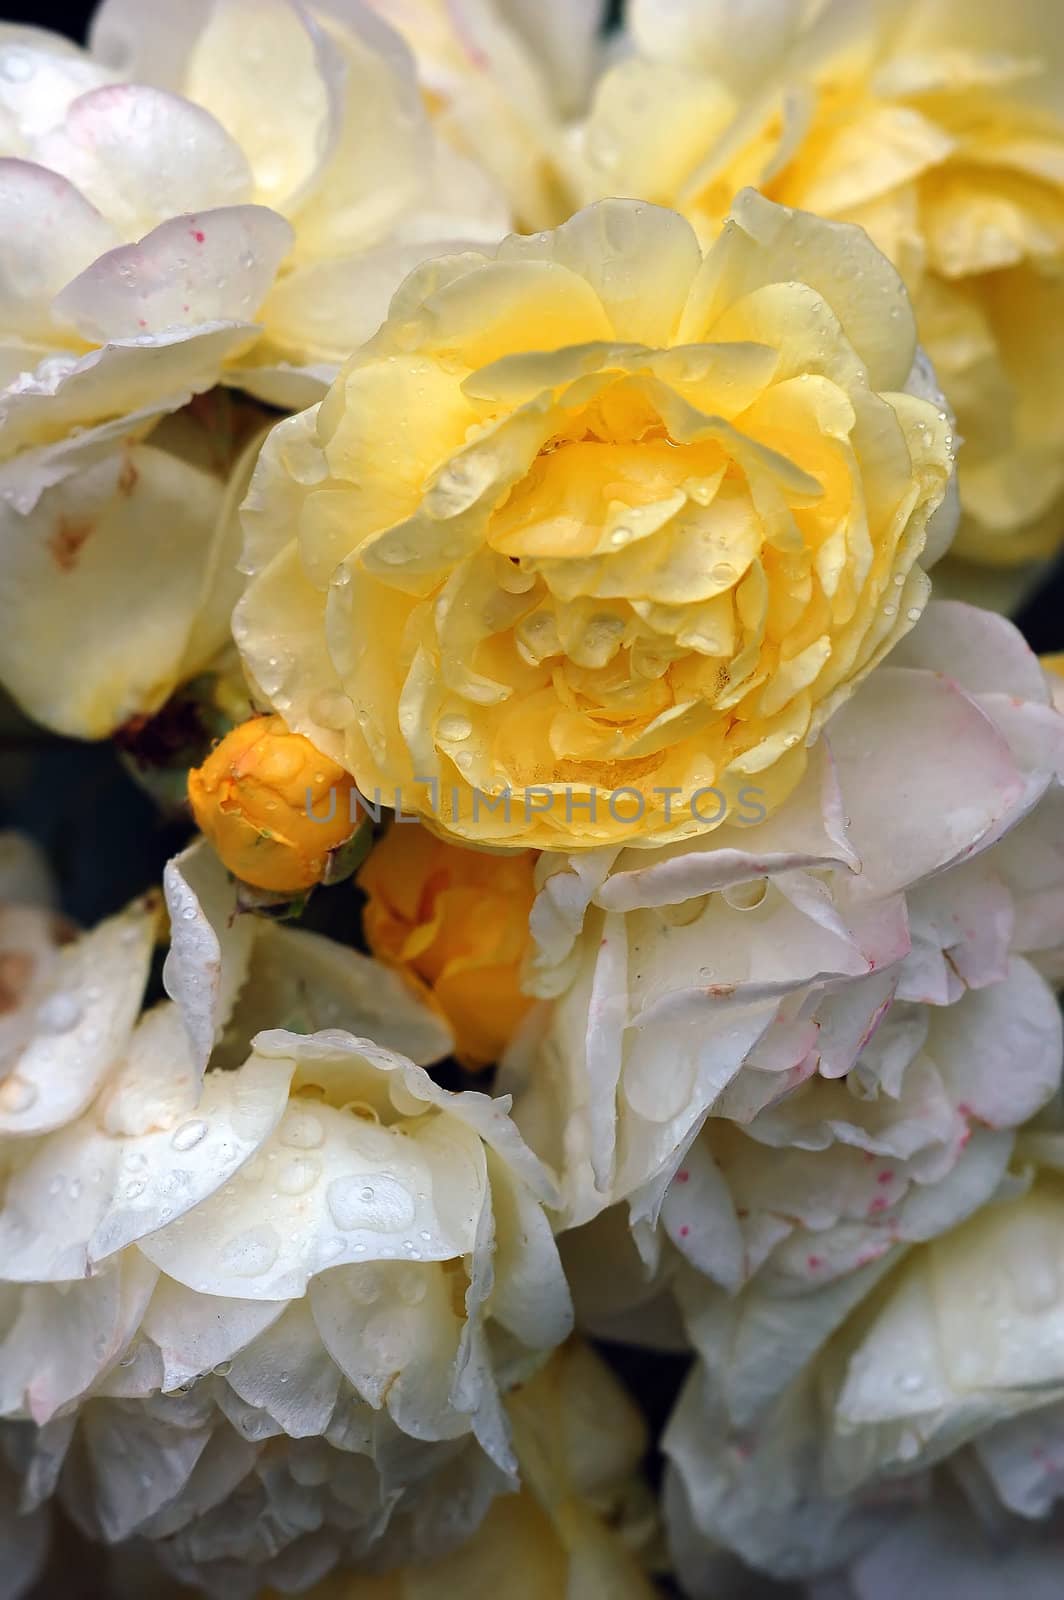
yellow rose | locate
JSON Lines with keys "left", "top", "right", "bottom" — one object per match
{"left": 358, "top": 822, "right": 535, "bottom": 1067}
{"left": 188, "top": 714, "right": 357, "bottom": 892}
{"left": 586, "top": 0, "right": 1064, "bottom": 564}
{"left": 235, "top": 192, "right": 955, "bottom": 850}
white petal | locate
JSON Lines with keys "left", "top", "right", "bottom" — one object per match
{"left": 137, "top": 1055, "right": 488, "bottom": 1299}
{"left": 0, "top": 1053, "right": 293, "bottom": 1280}
{"left": 0, "top": 1250, "right": 157, "bottom": 1422}
{"left": 0, "top": 443, "right": 226, "bottom": 737}
{"left": 0, "top": 896, "right": 155, "bottom": 1138}
{"left": 163, "top": 838, "right": 255, "bottom": 1081}
{"left": 234, "top": 923, "right": 454, "bottom": 1066}
{"left": 184, "top": 0, "right": 340, "bottom": 213}
{"left": 52, "top": 204, "right": 292, "bottom": 343}
{"left": 140, "top": 1274, "right": 286, "bottom": 1390}
{"left": 0, "top": 158, "right": 119, "bottom": 340}
{"left": 226, "top": 1299, "right": 341, "bottom": 1435}
{"left": 828, "top": 666, "right": 1025, "bottom": 897}
{"left": 0, "top": 37, "right": 115, "bottom": 145}
{"left": 36, "top": 85, "right": 252, "bottom": 238}
{"left": 0, "top": 324, "right": 255, "bottom": 501}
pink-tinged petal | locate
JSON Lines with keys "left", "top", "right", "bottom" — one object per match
{"left": 905, "top": 863, "right": 1014, "bottom": 990}
{"left": 928, "top": 957, "right": 1062, "bottom": 1129}
{"left": 827, "top": 666, "right": 1026, "bottom": 897}
{"left": 0, "top": 39, "right": 115, "bottom": 145}
{"left": 661, "top": 1141, "right": 744, "bottom": 1290}
{"left": 0, "top": 158, "right": 119, "bottom": 339}
{"left": 37, "top": 84, "right": 253, "bottom": 238}
{"left": 52, "top": 205, "right": 292, "bottom": 342}
{"left": 972, "top": 696, "right": 1064, "bottom": 810}
{"left": 813, "top": 973, "right": 895, "bottom": 1080}
{"left": 891, "top": 598, "right": 1051, "bottom": 703}
{"left": 597, "top": 741, "right": 858, "bottom": 913}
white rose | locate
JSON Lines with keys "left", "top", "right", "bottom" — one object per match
{"left": 0, "top": 843, "right": 572, "bottom": 1594}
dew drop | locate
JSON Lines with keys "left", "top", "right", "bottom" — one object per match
{"left": 0, "top": 48, "right": 34, "bottom": 82}
{"left": 437, "top": 712, "right": 473, "bottom": 742}
{"left": 281, "top": 1107, "right": 324, "bottom": 1150}
{"left": 221, "top": 1224, "right": 281, "bottom": 1278}
{"left": 277, "top": 1155, "right": 321, "bottom": 1197}
{"left": 171, "top": 1119, "right": 208, "bottom": 1153}
{"left": 311, "top": 689, "right": 356, "bottom": 730}
{"left": 326, "top": 1173, "right": 416, "bottom": 1233}
{"left": 36, "top": 993, "right": 83, "bottom": 1033}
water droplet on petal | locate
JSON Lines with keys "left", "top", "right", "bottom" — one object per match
{"left": 171, "top": 1119, "right": 208, "bottom": 1153}
{"left": 326, "top": 1173, "right": 416, "bottom": 1233}
{"left": 437, "top": 712, "right": 472, "bottom": 742}
{"left": 277, "top": 1155, "right": 321, "bottom": 1196}
{"left": 36, "top": 993, "right": 83, "bottom": 1033}
{"left": 221, "top": 1224, "right": 281, "bottom": 1278}
{"left": 281, "top": 1108, "right": 324, "bottom": 1150}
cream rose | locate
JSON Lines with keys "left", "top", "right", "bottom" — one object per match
{"left": 0, "top": 1, "right": 508, "bottom": 510}
{"left": 587, "top": 0, "right": 1064, "bottom": 565}
{"left": 0, "top": 842, "right": 572, "bottom": 1594}
{"left": 363, "top": 0, "right": 607, "bottom": 229}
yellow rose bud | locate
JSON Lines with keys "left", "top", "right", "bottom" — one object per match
{"left": 358, "top": 824, "right": 535, "bottom": 1068}
{"left": 237, "top": 194, "right": 955, "bottom": 850}
{"left": 188, "top": 715, "right": 356, "bottom": 893}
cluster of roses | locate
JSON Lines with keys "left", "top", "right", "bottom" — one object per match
{"left": 1, "top": 3, "right": 1064, "bottom": 1598}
